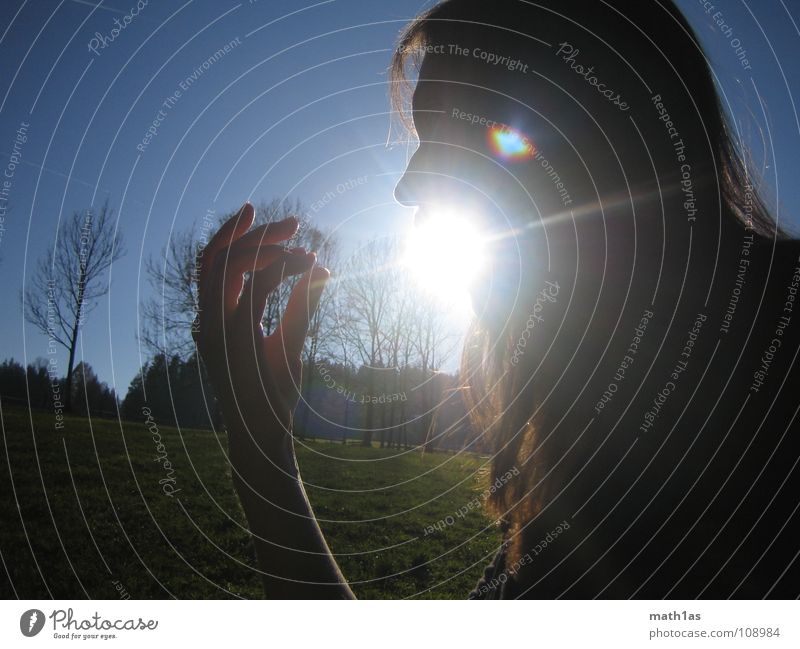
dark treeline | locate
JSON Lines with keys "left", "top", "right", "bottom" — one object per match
{"left": 295, "top": 359, "right": 477, "bottom": 450}
{"left": 120, "top": 353, "right": 221, "bottom": 431}
{"left": 0, "top": 358, "right": 117, "bottom": 419}
{"left": 120, "top": 352, "right": 480, "bottom": 450}
{"left": 0, "top": 352, "right": 481, "bottom": 452}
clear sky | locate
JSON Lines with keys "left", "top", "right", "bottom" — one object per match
{"left": 0, "top": 0, "right": 798, "bottom": 396}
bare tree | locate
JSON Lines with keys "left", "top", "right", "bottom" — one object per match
{"left": 296, "top": 225, "right": 340, "bottom": 436}
{"left": 379, "top": 270, "right": 418, "bottom": 448}
{"left": 141, "top": 226, "right": 198, "bottom": 358}
{"left": 412, "top": 291, "right": 458, "bottom": 379}
{"left": 23, "top": 201, "right": 125, "bottom": 411}
{"left": 411, "top": 291, "right": 458, "bottom": 452}
{"left": 324, "top": 292, "right": 358, "bottom": 443}
{"left": 337, "top": 237, "right": 404, "bottom": 446}
{"left": 331, "top": 236, "right": 460, "bottom": 449}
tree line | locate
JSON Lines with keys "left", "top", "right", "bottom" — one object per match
{"left": 0, "top": 358, "right": 117, "bottom": 418}
{"left": 12, "top": 198, "right": 480, "bottom": 451}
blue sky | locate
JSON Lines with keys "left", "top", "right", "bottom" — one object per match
{"left": 0, "top": 0, "right": 798, "bottom": 396}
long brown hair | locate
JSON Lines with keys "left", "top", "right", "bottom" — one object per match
{"left": 391, "top": 0, "right": 790, "bottom": 566}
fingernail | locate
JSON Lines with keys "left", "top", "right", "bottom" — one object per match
{"left": 313, "top": 265, "right": 331, "bottom": 281}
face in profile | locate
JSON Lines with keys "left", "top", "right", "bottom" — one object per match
{"left": 393, "top": 52, "right": 551, "bottom": 323}
{"left": 393, "top": 28, "right": 681, "bottom": 335}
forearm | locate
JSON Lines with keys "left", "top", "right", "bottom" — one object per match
{"left": 193, "top": 205, "right": 342, "bottom": 597}
{"left": 229, "top": 427, "right": 355, "bottom": 599}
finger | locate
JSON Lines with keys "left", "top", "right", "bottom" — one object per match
{"left": 207, "top": 202, "right": 255, "bottom": 256}
{"left": 237, "top": 250, "right": 316, "bottom": 330}
{"left": 276, "top": 262, "right": 331, "bottom": 358}
{"left": 234, "top": 216, "right": 299, "bottom": 250}
{"left": 196, "top": 202, "right": 255, "bottom": 302}
{"left": 200, "top": 241, "right": 283, "bottom": 342}
{"left": 199, "top": 254, "right": 226, "bottom": 343}
{"left": 222, "top": 243, "right": 297, "bottom": 315}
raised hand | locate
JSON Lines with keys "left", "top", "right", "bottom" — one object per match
{"left": 192, "top": 202, "right": 330, "bottom": 460}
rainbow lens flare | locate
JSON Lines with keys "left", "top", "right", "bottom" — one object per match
{"left": 487, "top": 124, "right": 535, "bottom": 161}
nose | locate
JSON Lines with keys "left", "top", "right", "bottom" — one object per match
{"left": 394, "top": 168, "right": 441, "bottom": 228}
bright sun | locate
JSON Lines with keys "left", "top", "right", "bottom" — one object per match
{"left": 403, "top": 208, "right": 486, "bottom": 314}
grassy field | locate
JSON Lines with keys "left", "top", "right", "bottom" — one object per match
{"left": 0, "top": 404, "right": 501, "bottom": 599}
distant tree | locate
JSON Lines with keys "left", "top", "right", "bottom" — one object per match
{"left": 0, "top": 357, "right": 61, "bottom": 411}
{"left": 379, "top": 268, "right": 423, "bottom": 448}
{"left": 323, "top": 302, "right": 360, "bottom": 442}
{"left": 123, "top": 354, "right": 170, "bottom": 423}
{"left": 420, "top": 372, "right": 476, "bottom": 452}
{"left": 337, "top": 237, "right": 403, "bottom": 446}
{"left": 70, "top": 361, "right": 117, "bottom": 417}
{"left": 0, "top": 357, "right": 121, "bottom": 418}
{"left": 26, "top": 358, "right": 54, "bottom": 409}
{"left": 121, "top": 367, "right": 146, "bottom": 420}
{"left": 121, "top": 353, "right": 221, "bottom": 430}
{"left": 140, "top": 227, "right": 198, "bottom": 359}
{"left": 0, "top": 358, "right": 26, "bottom": 403}
{"left": 23, "top": 201, "right": 125, "bottom": 412}
{"left": 295, "top": 226, "right": 340, "bottom": 438}
{"left": 411, "top": 292, "right": 458, "bottom": 452}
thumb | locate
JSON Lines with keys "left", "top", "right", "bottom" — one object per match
{"left": 276, "top": 263, "right": 331, "bottom": 358}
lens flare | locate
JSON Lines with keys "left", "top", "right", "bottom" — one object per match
{"left": 487, "top": 124, "right": 535, "bottom": 161}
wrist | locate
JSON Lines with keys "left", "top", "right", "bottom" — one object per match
{"left": 228, "top": 419, "right": 296, "bottom": 470}
{"left": 219, "top": 388, "right": 294, "bottom": 432}
{"left": 229, "top": 438, "right": 307, "bottom": 526}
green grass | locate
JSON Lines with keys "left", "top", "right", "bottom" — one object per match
{"left": 0, "top": 404, "right": 501, "bottom": 599}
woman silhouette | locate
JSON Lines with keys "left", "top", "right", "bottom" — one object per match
{"left": 193, "top": 0, "right": 800, "bottom": 598}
